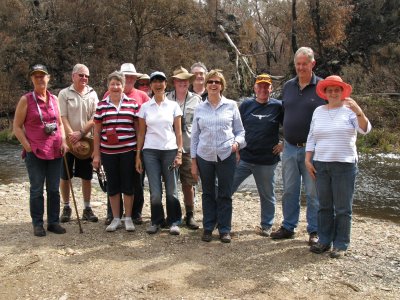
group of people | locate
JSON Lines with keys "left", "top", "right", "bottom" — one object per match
{"left": 14, "top": 46, "right": 371, "bottom": 258}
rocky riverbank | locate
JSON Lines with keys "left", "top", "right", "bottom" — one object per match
{"left": 0, "top": 181, "right": 399, "bottom": 299}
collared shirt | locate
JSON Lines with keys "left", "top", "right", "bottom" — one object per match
{"left": 166, "top": 90, "right": 201, "bottom": 153}
{"left": 306, "top": 105, "right": 372, "bottom": 163}
{"left": 103, "top": 88, "right": 149, "bottom": 108}
{"left": 239, "top": 97, "right": 283, "bottom": 165}
{"left": 94, "top": 94, "right": 139, "bottom": 154}
{"left": 58, "top": 84, "right": 99, "bottom": 135}
{"left": 282, "top": 73, "right": 326, "bottom": 145}
{"left": 138, "top": 97, "right": 182, "bottom": 150}
{"left": 191, "top": 96, "right": 246, "bottom": 162}
{"left": 24, "top": 91, "right": 63, "bottom": 160}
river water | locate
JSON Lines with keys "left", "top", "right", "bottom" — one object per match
{"left": 0, "top": 143, "right": 399, "bottom": 223}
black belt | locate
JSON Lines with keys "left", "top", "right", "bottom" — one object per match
{"left": 289, "top": 142, "right": 306, "bottom": 147}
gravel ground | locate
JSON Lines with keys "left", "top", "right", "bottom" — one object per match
{"left": 0, "top": 181, "right": 399, "bottom": 300}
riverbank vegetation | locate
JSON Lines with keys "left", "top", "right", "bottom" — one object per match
{"left": 0, "top": 0, "right": 398, "bottom": 152}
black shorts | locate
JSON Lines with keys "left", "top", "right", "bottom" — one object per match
{"left": 61, "top": 152, "right": 93, "bottom": 180}
{"left": 101, "top": 151, "right": 135, "bottom": 196}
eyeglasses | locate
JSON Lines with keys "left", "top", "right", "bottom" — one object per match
{"left": 207, "top": 80, "right": 221, "bottom": 85}
{"left": 78, "top": 74, "right": 90, "bottom": 78}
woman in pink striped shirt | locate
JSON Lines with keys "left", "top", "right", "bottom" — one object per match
{"left": 93, "top": 71, "right": 139, "bottom": 232}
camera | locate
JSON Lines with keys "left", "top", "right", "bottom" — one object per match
{"left": 44, "top": 122, "right": 57, "bottom": 135}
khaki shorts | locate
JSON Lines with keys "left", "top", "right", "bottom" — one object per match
{"left": 179, "top": 153, "right": 197, "bottom": 186}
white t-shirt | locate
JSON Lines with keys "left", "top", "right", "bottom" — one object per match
{"left": 138, "top": 97, "right": 182, "bottom": 150}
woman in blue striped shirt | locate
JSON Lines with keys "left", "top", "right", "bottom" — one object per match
{"left": 305, "top": 75, "right": 371, "bottom": 258}
{"left": 191, "top": 70, "right": 246, "bottom": 243}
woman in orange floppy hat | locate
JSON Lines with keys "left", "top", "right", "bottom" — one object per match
{"left": 305, "top": 75, "right": 372, "bottom": 258}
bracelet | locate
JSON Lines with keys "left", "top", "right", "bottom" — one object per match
{"left": 80, "top": 129, "right": 85, "bottom": 138}
{"left": 177, "top": 149, "right": 183, "bottom": 153}
{"left": 356, "top": 113, "right": 363, "bottom": 117}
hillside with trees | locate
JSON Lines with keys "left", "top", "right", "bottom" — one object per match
{"left": 0, "top": 0, "right": 399, "bottom": 148}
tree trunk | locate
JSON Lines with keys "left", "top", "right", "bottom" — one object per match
{"left": 309, "top": 0, "right": 323, "bottom": 60}
{"left": 291, "top": 0, "right": 298, "bottom": 54}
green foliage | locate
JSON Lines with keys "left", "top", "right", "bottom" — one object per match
{"left": 0, "top": 129, "right": 18, "bottom": 144}
{"left": 356, "top": 96, "right": 400, "bottom": 153}
{"left": 357, "top": 128, "right": 399, "bottom": 153}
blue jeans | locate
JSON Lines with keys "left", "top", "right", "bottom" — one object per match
{"left": 25, "top": 152, "right": 62, "bottom": 226}
{"left": 281, "top": 141, "right": 318, "bottom": 233}
{"left": 196, "top": 153, "right": 236, "bottom": 234}
{"left": 314, "top": 161, "right": 357, "bottom": 250}
{"left": 143, "top": 149, "right": 182, "bottom": 225}
{"left": 232, "top": 160, "right": 278, "bottom": 229}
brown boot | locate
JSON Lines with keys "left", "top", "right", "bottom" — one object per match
{"left": 186, "top": 211, "right": 199, "bottom": 230}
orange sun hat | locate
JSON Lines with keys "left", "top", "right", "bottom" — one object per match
{"left": 316, "top": 75, "right": 352, "bottom": 100}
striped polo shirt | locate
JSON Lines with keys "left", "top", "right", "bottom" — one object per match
{"left": 94, "top": 94, "right": 139, "bottom": 154}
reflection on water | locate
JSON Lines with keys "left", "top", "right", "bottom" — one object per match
{"left": 354, "top": 154, "right": 400, "bottom": 223}
{"left": 0, "top": 143, "right": 399, "bottom": 223}
{"left": 0, "top": 143, "right": 26, "bottom": 184}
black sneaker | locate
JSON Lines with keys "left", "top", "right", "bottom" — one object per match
{"left": 47, "top": 224, "right": 66, "bottom": 234}
{"left": 185, "top": 212, "right": 199, "bottom": 230}
{"left": 104, "top": 216, "right": 113, "bottom": 225}
{"left": 82, "top": 207, "right": 98, "bottom": 222}
{"left": 219, "top": 233, "right": 231, "bottom": 243}
{"left": 33, "top": 225, "right": 46, "bottom": 237}
{"left": 60, "top": 206, "right": 72, "bottom": 223}
{"left": 270, "top": 226, "right": 295, "bottom": 239}
{"left": 132, "top": 216, "right": 143, "bottom": 225}
{"left": 201, "top": 230, "right": 213, "bottom": 242}
{"left": 310, "top": 242, "right": 331, "bottom": 254}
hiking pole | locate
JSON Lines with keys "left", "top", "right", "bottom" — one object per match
{"left": 63, "top": 155, "right": 83, "bottom": 233}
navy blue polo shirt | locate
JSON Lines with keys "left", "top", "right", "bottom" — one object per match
{"left": 239, "top": 97, "right": 283, "bottom": 165}
{"left": 282, "top": 73, "right": 326, "bottom": 145}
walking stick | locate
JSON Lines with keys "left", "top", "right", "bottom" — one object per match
{"left": 63, "top": 155, "right": 83, "bottom": 233}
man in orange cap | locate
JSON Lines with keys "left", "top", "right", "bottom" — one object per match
{"left": 232, "top": 73, "right": 284, "bottom": 237}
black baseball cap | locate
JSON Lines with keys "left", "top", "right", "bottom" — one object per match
{"left": 30, "top": 64, "right": 49, "bottom": 76}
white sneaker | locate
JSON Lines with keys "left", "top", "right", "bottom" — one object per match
{"left": 146, "top": 223, "right": 160, "bottom": 234}
{"left": 170, "top": 224, "right": 180, "bottom": 235}
{"left": 106, "top": 218, "right": 121, "bottom": 232}
{"left": 125, "top": 218, "right": 135, "bottom": 232}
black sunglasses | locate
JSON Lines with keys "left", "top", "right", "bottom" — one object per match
{"left": 78, "top": 74, "right": 90, "bottom": 78}
{"left": 207, "top": 80, "right": 221, "bottom": 85}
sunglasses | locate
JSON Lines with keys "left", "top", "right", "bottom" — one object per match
{"left": 207, "top": 80, "right": 222, "bottom": 85}
{"left": 78, "top": 74, "right": 90, "bottom": 78}
{"left": 137, "top": 83, "right": 149, "bottom": 87}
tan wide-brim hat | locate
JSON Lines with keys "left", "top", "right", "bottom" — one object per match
{"left": 168, "top": 66, "right": 196, "bottom": 86}
{"left": 67, "top": 137, "right": 94, "bottom": 160}
{"left": 316, "top": 75, "right": 352, "bottom": 100}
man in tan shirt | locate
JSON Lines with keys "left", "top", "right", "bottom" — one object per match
{"left": 58, "top": 64, "right": 99, "bottom": 222}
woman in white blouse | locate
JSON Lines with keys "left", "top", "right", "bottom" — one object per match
{"left": 135, "top": 71, "right": 183, "bottom": 235}
{"left": 305, "top": 75, "right": 371, "bottom": 258}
